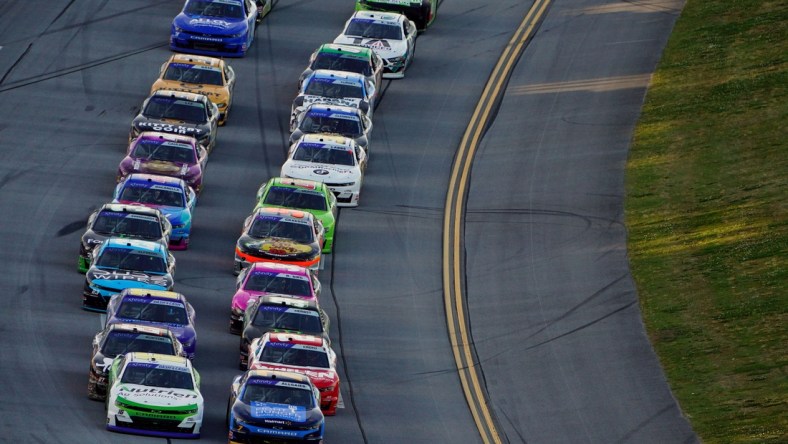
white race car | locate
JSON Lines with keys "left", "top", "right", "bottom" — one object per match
{"left": 334, "top": 10, "right": 417, "bottom": 79}
{"left": 282, "top": 134, "right": 368, "bottom": 207}
{"left": 105, "top": 352, "right": 203, "bottom": 439}
{"left": 291, "top": 69, "right": 376, "bottom": 131}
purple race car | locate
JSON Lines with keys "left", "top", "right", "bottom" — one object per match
{"left": 118, "top": 132, "right": 207, "bottom": 193}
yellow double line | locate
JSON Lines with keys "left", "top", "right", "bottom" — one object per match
{"left": 441, "top": 0, "right": 552, "bottom": 442}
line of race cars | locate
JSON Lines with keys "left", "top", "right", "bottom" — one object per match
{"left": 76, "top": 0, "right": 437, "bottom": 441}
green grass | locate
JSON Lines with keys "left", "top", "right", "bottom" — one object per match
{"left": 625, "top": 0, "right": 787, "bottom": 442}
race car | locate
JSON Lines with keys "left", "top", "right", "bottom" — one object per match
{"left": 113, "top": 173, "right": 197, "bottom": 250}
{"left": 230, "top": 261, "right": 321, "bottom": 334}
{"left": 291, "top": 69, "right": 376, "bottom": 130}
{"left": 129, "top": 89, "right": 219, "bottom": 153}
{"left": 78, "top": 203, "right": 171, "bottom": 273}
{"left": 334, "top": 10, "right": 417, "bottom": 79}
{"left": 254, "top": 177, "right": 337, "bottom": 253}
{"left": 248, "top": 333, "right": 340, "bottom": 415}
{"left": 227, "top": 369, "right": 324, "bottom": 444}
{"left": 106, "top": 353, "right": 203, "bottom": 439}
{"left": 170, "top": 0, "right": 258, "bottom": 58}
{"left": 105, "top": 288, "right": 198, "bottom": 359}
{"left": 82, "top": 238, "right": 175, "bottom": 312}
{"left": 299, "top": 43, "right": 383, "bottom": 92}
{"left": 234, "top": 207, "right": 324, "bottom": 274}
{"left": 150, "top": 54, "right": 236, "bottom": 125}
{"left": 239, "top": 295, "right": 329, "bottom": 369}
{"left": 356, "top": 0, "right": 437, "bottom": 31}
{"left": 289, "top": 103, "right": 372, "bottom": 152}
{"left": 281, "top": 134, "right": 368, "bottom": 208}
{"left": 88, "top": 323, "right": 184, "bottom": 401}
{"left": 118, "top": 132, "right": 207, "bottom": 193}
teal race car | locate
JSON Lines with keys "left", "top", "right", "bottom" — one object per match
{"left": 254, "top": 177, "right": 337, "bottom": 253}
{"left": 355, "top": 0, "right": 437, "bottom": 31}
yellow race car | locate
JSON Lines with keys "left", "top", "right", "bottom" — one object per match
{"left": 150, "top": 54, "right": 236, "bottom": 126}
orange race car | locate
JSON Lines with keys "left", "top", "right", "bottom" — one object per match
{"left": 150, "top": 54, "right": 236, "bottom": 126}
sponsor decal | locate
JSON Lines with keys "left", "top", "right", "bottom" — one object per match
{"left": 124, "top": 296, "right": 185, "bottom": 308}
{"left": 259, "top": 306, "right": 320, "bottom": 318}
{"left": 189, "top": 18, "right": 232, "bottom": 28}
{"left": 250, "top": 271, "right": 309, "bottom": 281}
{"left": 304, "top": 96, "right": 361, "bottom": 108}
{"left": 119, "top": 386, "right": 198, "bottom": 400}
{"left": 248, "top": 240, "right": 312, "bottom": 256}
{"left": 250, "top": 402, "right": 307, "bottom": 422}
{"left": 91, "top": 270, "right": 170, "bottom": 286}
{"left": 137, "top": 122, "right": 202, "bottom": 136}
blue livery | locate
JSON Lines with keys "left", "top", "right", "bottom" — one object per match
{"left": 170, "top": 0, "right": 258, "bottom": 57}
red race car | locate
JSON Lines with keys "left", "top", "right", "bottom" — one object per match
{"left": 248, "top": 332, "right": 340, "bottom": 415}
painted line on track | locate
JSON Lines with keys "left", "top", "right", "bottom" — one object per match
{"left": 441, "top": 0, "right": 552, "bottom": 443}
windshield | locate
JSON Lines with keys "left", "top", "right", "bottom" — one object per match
{"left": 260, "top": 345, "right": 329, "bottom": 368}
{"left": 293, "top": 145, "right": 355, "bottom": 166}
{"left": 299, "top": 114, "right": 361, "bottom": 137}
{"left": 263, "top": 187, "right": 328, "bottom": 211}
{"left": 116, "top": 298, "right": 188, "bottom": 325}
{"left": 241, "top": 381, "right": 313, "bottom": 408}
{"left": 345, "top": 19, "right": 402, "bottom": 40}
{"left": 121, "top": 363, "right": 194, "bottom": 390}
{"left": 304, "top": 79, "right": 364, "bottom": 99}
{"left": 163, "top": 63, "right": 223, "bottom": 86}
{"left": 143, "top": 97, "right": 207, "bottom": 124}
{"left": 244, "top": 272, "right": 313, "bottom": 297}
{"left": 184, "top": 0, "right": 244, "bottom": 19}
{"left": 313, "top": 54, "right": 372, "bottom": 77}
{"left": 252, "top": 306, "right": 323, "bottom": 334}
{"left": 95, "top": 248, "right": 167, "bottom": 273}
{"left": 119, "top": 185, "right": 185, "bottom": 208}
{"left": 101, "top": 331, "right": 176, "bottom": 357}
{"left": 92, "top": 212, "right": 163, "bottom": 239}
{"left": 132, "top": 140, "right": 196, "bottom": 164}
{"left": 249, "top": 218, "right": 314, "bottom": 243}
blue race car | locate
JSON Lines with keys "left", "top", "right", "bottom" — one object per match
{"left": 170, "top": 0, "right": 258, "bottom": 58}
{"left": 82, "top": 238, "right": 175, "bottom": 312}
{"left": 113, "top": 173, "right": 196, "bottom": 250}
{"left": 105, "top": 288, "right": 198, "bottom": 359}
{"left": 227, "top": 369, "right": 324, "bottom": 443}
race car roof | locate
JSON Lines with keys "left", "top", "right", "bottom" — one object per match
{"left": 266, "top": 332, "right": 324, "bottom": 347}
{"left": 299, "top": 134, "right": 356, "bottom": 150}
{"left": 169, "top": 53, "right": 225, "bottom": 69}
{"left": 109, "top": 322, "right": 174, "bottom": 336}
{"left": 351, "top": 10, "right": 404, "bottom": 24}
{"left": 125, "top": 173, "right": 187, "bottom": 188}
{"left": 122, "top": 288, "right": 185, "bottom": 301}
{"left": 269, "top": 177, "right": 329, "bottom": 193}
{"left": 254, "top": 207, "right": 314, "bottom": 221}
{"left": 246, "top": 368, "right": 312, "bottom": 384}
{"left": 304, "top": 103, "right": 360, "bottom": 117}
{"left": 246, "top": 260, "right": 311, "bottom": 276}
{"left": 103, "top": 237, "right": 168, "bottom": 253}
{"left": 309, "top": 69, "right": 366, "bottom": 84}
{"left": 150, "top": 89, "right": 208, "bottom": 103}
{"left": 256, "top": 294, "right": 320, "bottom": 310}
{"left": 317, "top": 43, "right": 375, "bottom": 59}
{"left": 99, "top": 203, "right": 164, "bottom": 218}
{"left": 136, "top": 131, "right": 198, "bottom": 146}
{"left": 125, "top": 352, "right": 190, "bottom": 367}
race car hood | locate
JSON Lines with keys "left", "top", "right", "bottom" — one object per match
{"left": 249, "top": 363, "right": 337, "bottom": 389}
{"left": 237, "top": 235, "right": 320, "bottom": 262}
{"left": 83, "top": 231, "right": 162, "bottom": 248}
{"left": 174, "top": 13, "right": 248, "bottom": 37}
{"left": 333, "top": 35, "right": 407, "bottom": 58}
{"left": 232, "top": 401, "right": 321, "bottom": 426}
{"left": 282, "top": 161, "right": 359, "bottom": 183}
{"left": 132, "top": 116, "right": 208, "bottom": 139}
{"left": 152, "top": 80, "right": 228, "bottom": 101}
{"left": 87, "top": 269, "right": 173, "bottom": 291}
{"left": 115, "top": 384, "right": 202, "bottom": 407}
{"left": 298, "top": 94, "right": 363, "bottom": 110}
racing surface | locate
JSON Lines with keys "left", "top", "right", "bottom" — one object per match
{"left": 0, "top": 0, "right": 694, "bottom": 443}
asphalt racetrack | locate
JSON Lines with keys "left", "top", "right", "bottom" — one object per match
{"left": 0, "top": 0, "right": 696, "bottom": 443}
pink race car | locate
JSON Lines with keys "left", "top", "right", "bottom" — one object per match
{"left": 118, "top": 131, "right": 207, "bottom": 193}
{"left": 229, "top": 261, "right": 321, "bottom": 334}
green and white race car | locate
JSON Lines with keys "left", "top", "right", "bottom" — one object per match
{"left": 355, "top": 0, "right": 437, "bottom": 31}
{"left": 255, "top": 177, "right": 338, "bottom": 253}
{"left": 105, "top": 352, "right": 203, "bottom": 439}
